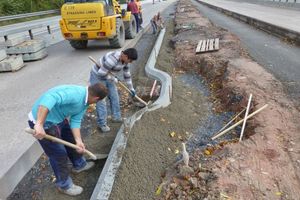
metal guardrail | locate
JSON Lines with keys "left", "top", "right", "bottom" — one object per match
{"left": 0, "top": 18, "right": 60, "bottom": 38}
{"left": 0, "top": 10, "right": 60, "bottom": 22}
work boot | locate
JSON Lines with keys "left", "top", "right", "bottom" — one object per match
{"left": 72, "top": 161, "right": 95, "bottom": 174}
{"left": 99, "top": 125, "right": 110, "bottom": 132}
{"left": 59, "top": 184, "right": 83, "bottom": 196}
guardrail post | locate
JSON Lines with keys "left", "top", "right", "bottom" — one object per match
{"left": 28, "top": 30, "right": 33, "bottom": 39}
{"left": 47, "top": 25, "right": 51, "bottom": 34}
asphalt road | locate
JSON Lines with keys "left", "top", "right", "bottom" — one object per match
{"left": 0, "top": 0, "right": 175, "bottom": 197}
{"left": 192, "top": 0, "right": 300, "bottom": 101}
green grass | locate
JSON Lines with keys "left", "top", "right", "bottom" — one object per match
{"left": 0, "top": 13, "right": 60, "bottom": 27}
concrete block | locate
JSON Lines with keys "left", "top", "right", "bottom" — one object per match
{"left": 22, "top": 48, "right": 48, "bottom": 61}
{"left": 0, "top": 49, "right": 7, "bottom": 61}
{"left": 6, "top": 40, "right": 46, "bottom": 54}
{"left": 0, "top": 55, "right": 24, "bottom": 72}
{"left": 0, "top": 36, "right": 26, "bottom": 48}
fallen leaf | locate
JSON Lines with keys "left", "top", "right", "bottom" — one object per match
{"left": 275, "top": 192, "right": 282, "bottom": 196}
{"left": 178, "top": 135, "right": 183, "bottom": 140}
{"left": 168, "top": 147, "right": 171, "bottom": 151}
{"left": 160, "top": 118, "right": 166, "bottom": 122}
{"left": 220, "top": 192, "right": 231, "bottom": 199}
{"left": 51, "top": 175, "right": 56, "bottom": 183}
{"left": 169, "top": 131, "right": 176, "bottom": 137}
{"left": 175, "top": 149, "right": 180, "bottom": 154}
{"left": 204, "top": 149, "right": 211, "bottom": 155}
{"left": 155, "top": 183, "right": 163, "bottom": 195}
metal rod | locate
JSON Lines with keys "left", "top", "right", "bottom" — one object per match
{"left": 29, "top": 29, "right": 33, "bottom": 39}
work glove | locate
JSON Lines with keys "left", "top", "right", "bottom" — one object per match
{"left": 130, "top": 89, "right": 136, "bottom": 98}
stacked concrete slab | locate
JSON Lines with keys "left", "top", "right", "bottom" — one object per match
{"left": 0, "top": 49, "right": 24, "bottom": 72}
{"left": 0, "top": 37, "right": 25, "bottom": 72}
{"left": 0, "top": 36, "right": 48, "bottom": 72}
{"left": 6, "top": 39, "right": 47, "bottom": 62}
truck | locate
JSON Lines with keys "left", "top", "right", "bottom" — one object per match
{"left": 59, "top": 0, "right": 137, "bottom": 49}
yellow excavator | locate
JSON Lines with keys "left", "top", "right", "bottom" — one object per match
{"left": 59, "top": 0, "right": 137, "bottom": 49}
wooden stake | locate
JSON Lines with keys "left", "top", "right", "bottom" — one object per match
{"left": 150, "top": 80, "right": 157, "bottom": 98}
{"left": 239, "top": 94, "right": 252, "bottom": 142}
{"left": 214, "top": 108, "right": 246, "bottom": 136}
{"left": 211, "top": 104, "right": 268, "bottom": 140}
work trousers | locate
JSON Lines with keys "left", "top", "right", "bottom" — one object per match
{"left": 89, "top": 71, "right": 121, "bottom": 126}
{"left": 151, "top": 19, "right": 158, "bottom": 34}
{"left": 28, "top": 120, "right": 87, "bottom": 190}
{"left": 133, "top": 13, "right": 140, "bottom": 32}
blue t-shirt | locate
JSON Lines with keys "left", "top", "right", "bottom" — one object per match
{"left": 31, "top": 85, "right": 88, "bottom": 129}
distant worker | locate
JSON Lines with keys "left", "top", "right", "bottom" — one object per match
{"left": 28, "top": 83, "right": 108, "bottom": 196}
{"left": 151, "top": 12, "right": 164, "bottom": 34}
{"left": 127, "top": 0, "right": 140, "bottom": 32}
{"left": 136, "top": 0, "right": 143, "bottom": 29}
{"left": 89, "top": 48, "right": 138, "bottom": 133}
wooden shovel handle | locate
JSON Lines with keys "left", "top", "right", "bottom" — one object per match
{"left": 88, "top": 56, "right": 148, "bottom": 106}
{"left": 25, "top": 127, "right": 97, "bottom": 160}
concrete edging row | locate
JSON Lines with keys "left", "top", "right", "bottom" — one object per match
{"left": 90, "top": 28, "right": 172, "bottom": 200}
{"left": 197, "top": 0, "right": 300, "bottom": 45}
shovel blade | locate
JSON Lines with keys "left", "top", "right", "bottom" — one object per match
{"left": 94, "top": 153, "right": 108, "bottom": 160}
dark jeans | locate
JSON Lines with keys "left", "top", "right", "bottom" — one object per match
{"left": 151, "top": 19, "right": 158, "bottom": 34}
{"left": 28, "top": 120, "right": 87, "bottom": 189}
{"left": 133, "top": 13, "right": 140, "bottom": 32}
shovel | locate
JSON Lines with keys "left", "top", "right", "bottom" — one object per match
{"left": 25, "top": 127, "right": 108, "bottom": 160}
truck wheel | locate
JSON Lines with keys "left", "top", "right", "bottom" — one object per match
{"left": 125, "top": 14, "right": 137, "bottom": 39}
{"left": 109, "top": 18, "right": 125, "bottom": 48}
{"left": 69, "top": 40, "right": 88, "bottom": 49}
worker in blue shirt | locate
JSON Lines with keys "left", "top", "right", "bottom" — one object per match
{"left": 27, "top": 83, "right": 108, "bottom": 196}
